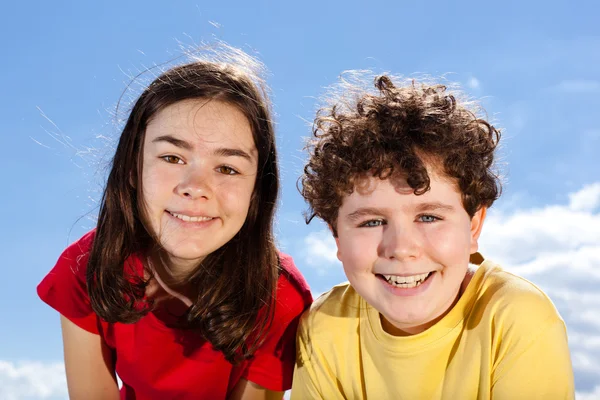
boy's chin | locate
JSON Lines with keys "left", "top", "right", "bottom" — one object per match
{"left": 379, "top": 312, "right": 432, "bottom": 336}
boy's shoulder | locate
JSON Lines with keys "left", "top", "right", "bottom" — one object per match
{"left": 473, "top": 259, "right": 564, "bottom": 328}
{"left": 298, "top": 282, "right": 363, "bottom": 340}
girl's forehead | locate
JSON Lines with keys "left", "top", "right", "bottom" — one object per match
{"left": 145, "top": 99, "right": 255, "bottom": 149}
{"left": 150, "top": 99, "right": 249, "bottom": 129}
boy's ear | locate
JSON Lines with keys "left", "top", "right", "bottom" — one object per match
{"left": 334, "top": 237, "right": 343, "bottom": 262}
{"left": 328, "top": 224, "right": 343, "bottom": 262}
{"left": 328, "top": 223, "right": 337, "bottom": 237}
{"left": 470, "top": 207, "right": 487, "bottom": 254}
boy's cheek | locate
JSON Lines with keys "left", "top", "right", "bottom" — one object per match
{"left": 339, "top": 241, "right": 374, "bottom": 271}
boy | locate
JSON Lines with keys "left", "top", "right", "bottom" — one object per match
{"left": 292, "top": 75, "right": 574, "bottom": 399}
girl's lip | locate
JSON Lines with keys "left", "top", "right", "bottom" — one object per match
{"left": 167, "top": 210, "right": 215, "bottom": 218}
{"left": 166, "top": 211, "right": 218, "bottom": 225}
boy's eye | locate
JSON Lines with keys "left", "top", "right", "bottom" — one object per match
{"left": 418, "top": 215, "right": 439, "bottom": 223}
{"left": 161, "top": 155, "right": 184, "bottom": 164}
{"left": 217, "top": 166, "right": 239, "bottom": 175}
{"left": 359, "top": 219, "right": 385, "bottom": 228}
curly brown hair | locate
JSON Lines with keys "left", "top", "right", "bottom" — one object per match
{"left": 301, "top": 74, "right": 501, "bottom": 233}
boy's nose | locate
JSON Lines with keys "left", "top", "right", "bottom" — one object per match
{"left": 380, "top": 224, "right": 421, "bottom": 261}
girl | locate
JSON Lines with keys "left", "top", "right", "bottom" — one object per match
{"left": 37, "top": 46, "right": 312, "bottom": 399}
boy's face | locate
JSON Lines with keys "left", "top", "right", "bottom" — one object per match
{"left": 334, "top": 165, "right": 485, "bottom": 336}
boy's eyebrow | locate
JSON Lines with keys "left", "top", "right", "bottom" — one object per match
{"left": 415, "top": 202, "right": 455, "bottom": 212}
{"left": 345, "top": 207, "right": 387, "bottom": 222}
{"left": 152, "top": 135, "right": 193, "bottom": 151}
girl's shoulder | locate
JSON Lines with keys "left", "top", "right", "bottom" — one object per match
{"left": 60, "top": 229, "right": 97, "bottom": 271}
{"left": 270, "top": 253, "right": 313, "bottom": 323}
{"left": 37, "top": 229, "right": 101, "bottom": 333}
{"left": 277, "top": 252, "right": 313, "bottom": 306}
{"left": 40, "top": 229, "right": 97, "bottom": 282}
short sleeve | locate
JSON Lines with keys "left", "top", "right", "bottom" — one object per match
{"left": 491, "top": 318, "right": 575, "bottom": 399}
{"left": 291, "top": 289, "right": 349, "bottom": 400}
{"left": 242, "top": 253, "right": 313, "bottom": 391}
{"left": 37, "top": 230, "right": 101, "bottom": 334}
{"left": 489, "top": 272, "right": 575, "bottom": 399}
{"left": 291, "top": 310, "right": 341, "bottom": 400}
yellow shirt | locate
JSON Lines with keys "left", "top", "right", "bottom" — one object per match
{"left": 292, "top": 258, "right": 574, "bottom": 399}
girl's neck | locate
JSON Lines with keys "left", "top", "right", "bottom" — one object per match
{"left": 146, "top": 253, "right": 196, "bottom": 307}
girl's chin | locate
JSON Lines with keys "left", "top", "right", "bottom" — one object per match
{"left": 160, "top": 249, "right": 207, "bottom": 269}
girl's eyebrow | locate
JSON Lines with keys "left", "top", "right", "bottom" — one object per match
{"left": 213, "top": 147, "right": 254, "bottom": 163}
{"left": 152, "top": 135, "right": 192, "bottom": 150}
{"left": 152, "top": 135, "right": 254, "bottom": 162}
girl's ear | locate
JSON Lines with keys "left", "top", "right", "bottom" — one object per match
{"left": 469, "top": 207, "right": 487, "bottom": 254}
{"left": 129, "top": 172, "right": 136, "bottom": 189}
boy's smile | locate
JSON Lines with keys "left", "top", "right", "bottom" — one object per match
{"left": 334, "top": 165, "right": 486, "bottom": 336}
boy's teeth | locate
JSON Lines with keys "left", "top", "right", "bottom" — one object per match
{"left": 382, "top": 272, "right": 431, "bottom": 288}
{"left": 170, "top": 212, "right": 213, "bottom": 222}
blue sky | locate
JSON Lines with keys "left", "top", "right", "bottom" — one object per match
{"left": 1, "top": 0, "right": 599, "bottom": 398}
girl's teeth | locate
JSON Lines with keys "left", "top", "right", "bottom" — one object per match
{"left": 170, "top": 212, "right": 213, "bottom": 222}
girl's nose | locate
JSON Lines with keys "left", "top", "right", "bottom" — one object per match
{"left": 175, "top": 166, "right": 213, "bottom": 200}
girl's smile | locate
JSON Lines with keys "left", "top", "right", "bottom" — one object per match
{"left": 142, "top": 99, "right": 258, "bottom": 274}
{"left": 167, "top": 211, "right": 216, "bottom": 223}
{"left": 165, "top": 210, "right": 218, "bottom": 229}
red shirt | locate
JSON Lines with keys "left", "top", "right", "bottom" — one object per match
{"left": 37, "top": 230, "right": 312, "bottom": 399}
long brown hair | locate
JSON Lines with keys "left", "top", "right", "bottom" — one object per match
{"left": 87, "top": 48, "right": 280, "bottom": 363}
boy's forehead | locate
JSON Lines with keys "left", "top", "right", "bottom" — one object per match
{"left": 348, "top": 161, "right": 454, "bottom": 194}
{"left": 342, "top": 170, "right": 462, "bottom": 208}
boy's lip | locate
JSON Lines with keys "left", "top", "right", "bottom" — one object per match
{"left": 378, "top": 271, "right": 436, "bottom": 296}
{"left": 376, "top": 271, "right": 435, "bottom": 277}
{"left": 374, "top": 268, "right": 437, "bottom": 277}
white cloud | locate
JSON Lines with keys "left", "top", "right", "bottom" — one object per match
{"left": 467, "top": 77, "right": 480, "bottom": 89}
{"left": 480, "top": 182, "right": 600, "bottom": 393}
{"left": 0, "top": 361, "right": 67, "bottom": 400}
{"left": 302, "top": 182, "right": 600, "bottom": 394}
{"left": 303, "top": 230, "right": 340, "bottom": 275}
{"left": 551, "top": 80, "right": 600, "bottom": 94}
{"left": 577, "top": 385, "right": 600, "bottom": 400}
{"left": 569, "top": 182, "right": 600, "bottom": 212}
{"left": 480, "top": 196, "right": 600, "bottom": 266}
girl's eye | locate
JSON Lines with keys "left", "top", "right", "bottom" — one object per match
{"left": 359, "top": 219, "right": 385, "bottom": 228}
{"left": 418, "top": 215, "right": 439, "bottom": 223}
{"left": 161, "top": 155, "right": 184, "bottom": 164}
{"left": 217, "top": 166, "right": 239, "bottom": 175}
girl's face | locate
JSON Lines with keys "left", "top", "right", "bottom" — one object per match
{"left": 141, "top": 99, "right": 258, "bottom": 272}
